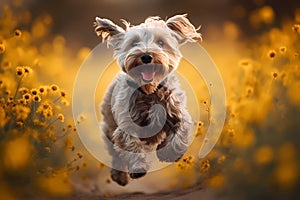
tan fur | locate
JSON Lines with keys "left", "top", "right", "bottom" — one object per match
{"left": 140, "top": 83, "right": 158, "bottom": 94}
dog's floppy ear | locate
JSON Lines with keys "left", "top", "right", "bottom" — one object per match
{"left": 166, "top": 14, "right": 202, "bottom": 45}
{"left": 94, "top": 17, "right": 125, "bottom": 42}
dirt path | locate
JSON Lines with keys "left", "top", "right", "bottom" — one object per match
{"left": 72, "top": 185, "right": 223, "bottom": 200}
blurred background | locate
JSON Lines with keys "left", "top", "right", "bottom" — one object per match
{"left": 0, "top": 0, "right": 300, "bottom": 199}
{"left": 1, "top": 0, "right": 299, "bottom": 48}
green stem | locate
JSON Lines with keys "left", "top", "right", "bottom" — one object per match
{"left": 13, "top": 76, "right": 24, "bottom": 100}
{"left": 53, "top": 96, "right": 61, "bottom": 103}
{"left": 45, "top": 118, "right": 58, "bottom": 131}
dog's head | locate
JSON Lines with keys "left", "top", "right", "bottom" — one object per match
{"left": 94, "top": 14, "right": 201, "bottom": 94}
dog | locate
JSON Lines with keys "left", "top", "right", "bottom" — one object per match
{"left": 94, "top": 14, "right": 201, "bottom": 186}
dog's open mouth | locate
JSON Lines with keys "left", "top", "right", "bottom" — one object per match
{"left": 127, "top": 63, "right": 166, "bottom": 85}
{"left": 141, "top": 65, "right": 155, "bottom": 82}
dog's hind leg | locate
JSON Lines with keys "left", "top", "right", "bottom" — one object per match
{"left": 110, "top": 153, "right": 129, "bottom": 186}
{"left": 112, "top": 127, "right": 149, "bottom": 180}
{"left": 102, "top": 130, "right": 129, "bottom": 186}
{"left": 100, "top": 81, "right": 130, "bottom": 185}
{"left": 103, "top": 130, "right": 129, "bottom": 185}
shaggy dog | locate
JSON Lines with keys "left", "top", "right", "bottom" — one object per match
{"left": 94, "top": 14, "right": 201, "bottom": 186}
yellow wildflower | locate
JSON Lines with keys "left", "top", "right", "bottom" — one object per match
{"left": 0, "top": 43, "right": 5, "bottom": 54}
{"left": 38, "top": 86, "right": 47, "bottom": 95}
{"left": 50, "top": 84, "right": 59, "bottom": 92}
{"left": 19, "top": 87, "right": 29, "bottom": 95}
{"left": 17, "top": 99, "right": 26, "bottom": 105}
{"left": 23, "top": 66, "right": 33, "bottom": 74}
{"left": 217, "top": 155, "right": 226, "bottom": 164}
{"left": 16, "top": 66, "right": 25, "bottom": 77}
{"left": 7, "top": 97, "right": 14, "bottom": 104}
{"left": 13, "top": 105, "right": 31, "bottom": 120}
{"left": 14, "top": 29, "right": 22, "bottom": 37}
{"left": 77, "top": 152, "right": 83, "bottom": 159}
{"left": 292, "top": 24, "right": 300, "bottom": 34}
{"left": 176, "top": 155, "right": 194, "bottom": 170}
{"left": 36, "top": 102, "right": 53, "bottom": 118}
{"left": 82, "top": 162, "right": 87, "bottom": 168}
{"left": 44, "top": 109, "right": 53, "bottom": 118}
{"left": 33, "top": 95, "right": 41, "bottom": 102}
{"left": 61, "top": 99, "right": 70, "bottom": 106}
{"left": 200, "top": 159, "right": 211, "bottom": 172}
{"left": 16, "top": 121, "right": 24, "bottom": 127}
{"left": 30, "top": 88, "right": 38, "bottom": 96}
{"left": 268, "top": 50, "right": 276, "bottom": 59}
{"left": 23, "top": 93, "right": 31, "bottom": 101}
{"left": 197, "top": 121, "right": 204, "bottom": 127}
{"left": 60, "top": 90, "right": 66, "bottom": 98}
{"left": 44, "top": 147, "right": 51, "bottom": 153}
{"left": 57, "top": 113, "right": 64, "bottom": 122}
{"left": 279, "top": 46, "right": 287, "bottom": 53}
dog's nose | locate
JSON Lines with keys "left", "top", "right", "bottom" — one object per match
{"left": 141, "top": 54, "right": 153, "bottom": 64}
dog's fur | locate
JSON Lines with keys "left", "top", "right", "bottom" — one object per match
{"left": 94, "top": 14, "right": 201, "bottom": 186}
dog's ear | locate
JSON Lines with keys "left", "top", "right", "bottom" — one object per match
{"left": 166, "top": 14, "right": 202, "bottom": 45}
{"left": 94, "top": 17, "right": 125, "bottom": 42}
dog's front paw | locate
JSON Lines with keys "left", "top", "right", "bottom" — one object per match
{"left": 128, "top": 160, "right": 148, "bottom": 179}
{"left": 111, "top": 169, "right": 129, "bottom": 186}
{"left": 156, "top": 144, "right": 185, "bottom": 162}
{"left": 129, "top": 168, "right": 147, "bottom": 179}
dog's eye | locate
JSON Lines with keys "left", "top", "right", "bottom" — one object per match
{"left": 157, "top": 39, "right": 164, "bottom": 47}
{"left": 132, "top": 41, "right": 139, "bottom": 47}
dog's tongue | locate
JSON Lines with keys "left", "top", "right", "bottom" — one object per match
{"left": 141, "top": 67, "right": 155, "bottom": 81}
